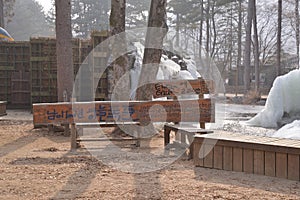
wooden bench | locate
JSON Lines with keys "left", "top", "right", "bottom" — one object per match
{"left": 0, "top": 101, "right": 7, "bottom": 117}
{"left": 33, "top": 78, "right": 215, "bottom": 151}
{"left": 153, "top": 79, "right": 215, "bottom": 154}
{"left": 193, "top": 132, "right": 300, "bottom": 181}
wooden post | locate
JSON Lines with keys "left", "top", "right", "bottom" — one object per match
{"left": 198, "top": 78, "right": 206, "bottom": 129}
{"left": 64, "top": 124, "right": 70, "bottom": 136}
{"left": 70, "top": 123, "right": 77, "bottom": 150}
{"left": 48, "top": 124, "right": 55, "bottom": 134}
{"left": 136, "top": 123, "right": 145, "bottom": 147}
{"left": 164, "top": 125, "right": 171, "bottom": 145}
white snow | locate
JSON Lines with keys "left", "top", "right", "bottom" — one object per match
{"left": 246, "top": 69, "right": 300, "bottom": 128}
{"left": 158, "top": 58, "right": 180, "bottom": 80}
{"left": 129, "top": 42, "right": 200, "bottom": 98}
{"left": 184, "top": 58, "right": 201, "bottom": 79}
{"left": 270, "top": 120, "right": 300, "bottom": 140}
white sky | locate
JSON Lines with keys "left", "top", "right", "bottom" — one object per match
{"left": 35, "top": 0, "right": 53, "bottom": 13}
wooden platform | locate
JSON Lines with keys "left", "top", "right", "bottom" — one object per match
{"left": 193, "top": 132, "right": 300, "bottom": 181}
{"left": 0, "top": 101, "right": 7, "bottom": 117}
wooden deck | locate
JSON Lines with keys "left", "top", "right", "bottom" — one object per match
{"left": 193, "top": 132, "right": 300, "bottom": 181}
{"left": 0, "top": 101, "right": 7, "bottom": 117}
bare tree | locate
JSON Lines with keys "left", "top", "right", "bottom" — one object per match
{"left": 244, "top": 0, "right": 254, "bottom": 91}
{"left": 253, "top": 0, "right": 260, "bottom": 92}
{"left": 277, "top": 0, "right": 282, "bottom": 76}
{"left": 110, "top": 0, "right": 126, "bottom": 36}
{"left": 236, "top": 0, "right": 243, "bottom": 91}
{"left": 0, "top": 0, "right": 15, "bottom": 27}
{"left": 109, "top": 0, "right": 129, "bottom": 100}
{"left": 199, "top": 0, "right": 204, "bottom": 58}
{"left": 296, "top": 0, "right": 300, "bottom": 68}
{"left": 257, "top": 9, "right": 278, "bottom": 66}
{"left": 211, "top": 1, "right": 217, "bottom": 58}
{"left": 136, "top": 0, "right": 168, "bottom": 100}
{"left": 0, "top": 0, "right": 4, "bottom": 27}
{"left": 206, "top": 0, "right": 210, "bottom": 54}
{"left": 55, "top": 0, "right": 74, "bottom": 102}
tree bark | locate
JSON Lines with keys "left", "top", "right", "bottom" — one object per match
{"left": 206, "top": 0, "right": 210, "bottom": 54}
{"left": 199, "top": 0, "right": 203, "bottom": 58}
{"left": 135, "top": 0, "right": 168, "bottom": 100}
{"left": 295, "top": 0, "right": 299, "bottom": 69}
{"left": 0, "top": 0, "right": 4, "bottom": 27}
{"left": 109, "top": 0, "right": 129, "bottom": 100}
{"left": 253, "top": 0, "right": 260, "bottom": 92}
{"left": 175, "top": 13, "right": 180, "bottom": 47}
{"left": 236, "top": 0, "right": 242, "bottom": 89}
{"left": 243, "top": 0, "right": 254, "bottom": 92}
{"left": 110, "top": 0, "right": 126, "bottom": 36}
{"left": 277, "top": 0, "right": 282, "bottom": 76}
{"left": 55, "top": 0, "right": 74, "bottom": 102}
{"left": 211, "top": 2, "right": 217, "bottom": 58}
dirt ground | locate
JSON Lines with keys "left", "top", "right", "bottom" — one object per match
{"left": 0, "top": 110, "right": 300, "bottom": 200}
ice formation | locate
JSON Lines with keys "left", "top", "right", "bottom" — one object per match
{"left": 270, "top": 120, "right": 300, "bottom": 140}
{"left": 129, "top": 42, "right": 200, "bottom": 98}
{"left": 246, "top": 69, "right": 300, "bottom": 128}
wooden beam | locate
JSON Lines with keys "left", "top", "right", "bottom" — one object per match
{"left": 33, "top": 99, "right": 214, "bottom": 125}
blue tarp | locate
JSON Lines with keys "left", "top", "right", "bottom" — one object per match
{"left": 0, "top": 27, "right": 14, "bottom": 41}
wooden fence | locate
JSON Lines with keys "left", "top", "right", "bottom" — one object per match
{"left": 0, "top": 31, "right": 109, "bottom": 107}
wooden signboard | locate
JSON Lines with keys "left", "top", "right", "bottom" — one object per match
{"left": 152, "top": 79, "right": 214, "bottom": 99}
{"left": 33, "top": 99, "right": 214, "bottom": 125}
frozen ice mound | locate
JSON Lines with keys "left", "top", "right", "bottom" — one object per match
{"left": 246, "top": 69, "right": 300, "bottom": 128}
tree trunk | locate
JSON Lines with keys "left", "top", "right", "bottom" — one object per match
{"left": 206, "top": 0, "right": 210, "bottom": 54}
{"left": 211, "top": 2, "right": 217, "bottom": 58}
{"left": 135, "top": 0, "right": 168, "bottom": 100}
{"left": 176, "top": 13, "right": 180, "bottom": 47}
{"left": 243, "top": 0, "right": 254, "bottom": 92}
{"left": 109, "top": 0, "right": 129, "bottom": 100}
{"left": 253, "top": 0, "right": 260, "bottom": 92}
{"left": 0, "top": 0, "right": 4, "bottom": 27}
{"left": 55, "top": 0, "right": 74, "bottom": 102}
{"left": 199, "top": 0, "right": 203, "bottom": 58}
{"left": 110, "top": 0, "right": 126, "bottom": 36}
{"left": 277, "top": 0, "right": 282, "bottom": 76}
{"left": 295, "top": 0, "right": 299, "bottom": 69}
{"left": 236, "top": 0, "right": 243, "bottom": 89}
